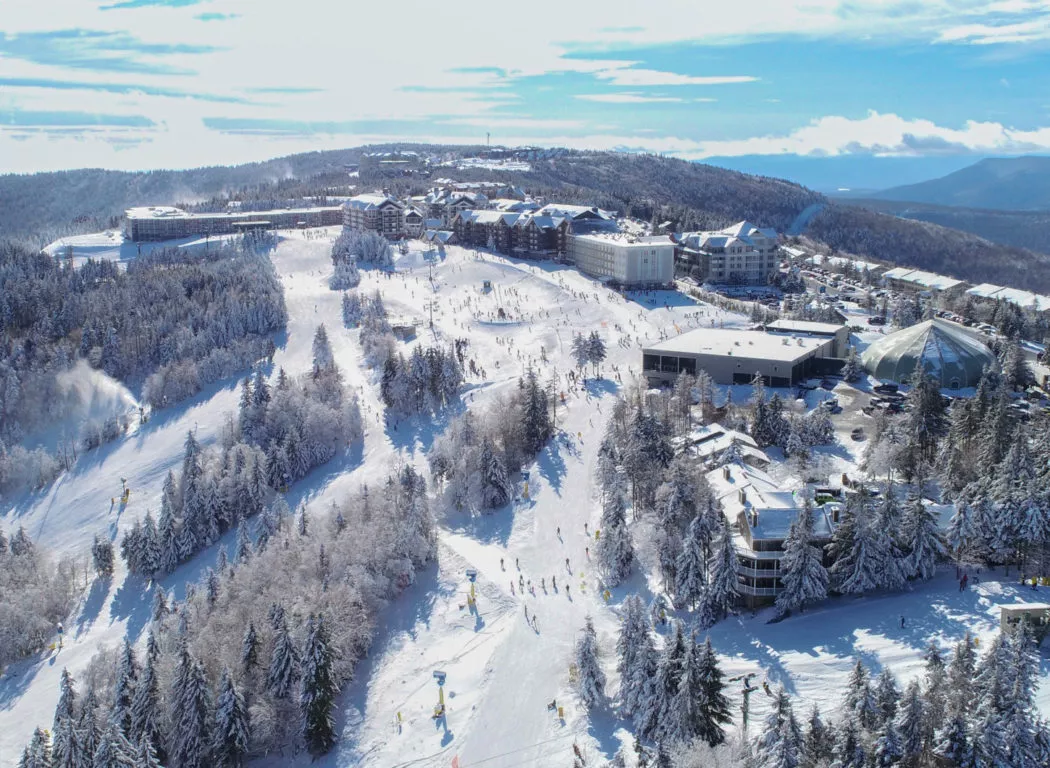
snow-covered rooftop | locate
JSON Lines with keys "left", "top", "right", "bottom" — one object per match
{"left": 125, "top": 204, "right": 342, "bottom": 220}
{"left": 883, "top": 267, "right": 964, "bottom": 291}
{"left": 572, "top": 233, "right": 673, "bottom": 249}
{"left": 645, "top": 327, "right": 831, "bottom": 363}
{"left": 708, "top": 462, "right": 832, "bottom": 542}
{"left": 766, "top": 318, "right": 845, "bottom": 335}
{"left": 966, "top": 283, "right": 1050, "bottom": 312}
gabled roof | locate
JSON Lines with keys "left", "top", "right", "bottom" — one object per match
{"left": 535, "top": 203, "right": 614, "bottom": 221}
{"left": 345, "top": 193, "right": 404, "bottom": 212}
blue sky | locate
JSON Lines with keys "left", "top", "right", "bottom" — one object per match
{"left": 2, "top": 0, "right": 1050, "bottom": 180}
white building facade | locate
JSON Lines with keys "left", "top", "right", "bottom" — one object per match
{"left": 568, "top": 234, "right": 674, "bottom": 287}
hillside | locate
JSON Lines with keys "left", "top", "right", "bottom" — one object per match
{"left": 842, "top": 197, "right": 1050, "bottom": 255}
{"left": 870, "top": 155, "right": 1050, "bottom": 211}
{"left": 4, "top": 145, "right": 1050, "bottom": 292}
{"left": 807, "top": 202, "right": 1050, "bottom": 292}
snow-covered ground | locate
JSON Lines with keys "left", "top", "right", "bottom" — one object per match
{"left": 43, "top": 230, "right": 241, "bottom": 269}
{"left": 3, "top": 232, "right": 1049, "bottom": 767}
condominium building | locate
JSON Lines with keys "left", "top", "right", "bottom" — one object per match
{"left": 568, "top": 233, "right": 674, "bottom": 287}
{"left": 343, "top": 193, "right": 406, "bottom": 237}
{"left": 674, "top": 220, "right": 780, "bottom": 285}
{"left": 123, "top": 205, "right": 343, "bottom": 242}
{"left": 708, "top": 462, "right": 835, "bottom": 607}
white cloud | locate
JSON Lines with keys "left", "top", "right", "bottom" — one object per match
{"left": 681, "top": 110, "right": 1050, "bottom": 158}
{"left": 2, "top": 0, "right": 1050, "bottom": 170}
{"left": 575, "top": 93, "right": 684, "bottom": 103}
{"left": 592, "top": 67, "right": 757, "bottom": 86}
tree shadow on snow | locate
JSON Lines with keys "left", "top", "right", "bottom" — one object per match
{"left": 383, "top": 402, "right": 465, "bottom": 456}
{"left": 445, "top": 504, "right": 516, "bottom": 548}
{"left": 705, "top": 570, "right": 1021, "bottom": 692}
{"left": 74, "top": 577, "right": 112, "bottom": 640}
{"left": 535, "top": 437, "right": 570, "bottom": 495}
{"left": 624, "top": 289, "right": 700, "bottom": 311}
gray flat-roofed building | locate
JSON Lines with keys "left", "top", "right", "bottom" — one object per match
{"left": 764, "top": 318, "right": 850, "bottom": 358}
{"left": 643, "top": 327, "right": 838, "bottom": 387}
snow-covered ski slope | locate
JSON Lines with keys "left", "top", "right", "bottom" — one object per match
{"left": 3, "top": 231, "right": 1048, "bottom": 767}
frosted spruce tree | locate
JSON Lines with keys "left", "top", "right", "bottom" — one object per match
{"left": 574, "top": 616, "right": 606, "bottom": 709}
{"left": 596, "top": 487, "right": 634, "bottom": 586}
{"left": 130, "top": 636, "right": 162, "bottom": 758}
{"left": 53, "top": 668, "right": 76, "bottom": 728}
{"left": 753, "top": 688, "right": 802, "bottom": 768}
{"left": 674, "top": 515, "right": 708, "bottom": 611}
{"left": 213, "top": 667, "right": 250, "bottom": 767}
{"left": 170, "top": 646, "right": 211, "bottom": 768}
{"left": 774, "top": 501, "right": 828, "bottom": 617}
{"left": 802, "top": 705, "right": 834, "bottom": 767}
{"left": 267, "top": 613, "right": 299, "bottom": 699}
{"left": 586, "top": 331, "right": 607, "bottom": 377}
{"left": 616, "top": 595, "right": 655, "bottom": 720}
{"left": 241, "top": 621, "right": 259, "bottom": 673}
{"left": 652, "top": 621, "right": 688, "bottom": 741}
{"left": 300, "top": 613, "right": 338, "bottom": 756}
{"left": 829, "top": 515, "right": 883, "bottom": 595}
{"left": 694, "top": 636, "right": 732, "bottom": 747}
{"left": 109, "top": 637, "right": 138, "bottom": 734}
{"left": 842, "top": 659, "right": 879, "bottom": 731}
{"left": 478, "top": 438, "right": 511, "bottom": 510}
{"left": 901, "top": 491, "right": 946, "bottom": 581}
{"left": 571, "top": 333, "right": 590, "bottom": 374}
{"left": 705, "top": 515, "right": 738, "bottom": 621}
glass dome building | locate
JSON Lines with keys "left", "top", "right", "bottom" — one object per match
{"left": 860, "top": 318, "right": 997, "bottom": 389}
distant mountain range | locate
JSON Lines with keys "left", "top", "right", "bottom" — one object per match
{"left": 3, "top": 145, "right": 1050, "bottom": 292}
{"left": 868, "top": 155, "right": 1050, "bottom": 210}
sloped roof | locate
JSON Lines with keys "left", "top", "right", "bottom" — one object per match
{"left": 860, "top": 318, "right": 996, "bottom": 389}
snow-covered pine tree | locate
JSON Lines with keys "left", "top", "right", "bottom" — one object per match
{"left": 267, "top": 615, "right": 299, "bottom": 699}
{"left": 50, "top": 716, "right": 81, "bottom": 768}
{"left": 829, "top": 513, "right": 883, "bottom": 595}
{"left": 130, "top": 636, "right": 161, "bottom": 758}
{"left": 596, "top": 486, "right": 634, "bottom": 586}
{"left": 652, "top": 621, "right": 688, "bottom": 741}
{"left": 109, "top": 637, "right": 138, "bottom": 734}
{"left": 53, "top": 668, "right": 76, "bottom": 728}
{"left": 616, "top": 595, "right": 654, "bottom": 719}
{"left": 842, "top": 659, "right": 879, "bottom": 731}
{"left": 774, "top": 501, "right": 828, "bottom": 617}
{"left": 753, "top": 688, "right": 802, "bottom": 768}
{"left": 137, "top": 738, "right": 162, "bottom": 768}
{"left": 873, "top": 668, "right": 900, "bottom": 728}
{"left": 574, "top": 616, "right": 606, "bottom": 709}
{"left": 300, "top": 613, "right": 338, "bottom": 756}
{"left": 895, "top": 678, "right": 927, "bottom": 764}
{"left": 674, "top": 515, "right": 707, "bottom": 611}
{"left": 934, "top": 713, "right": 974, "bottom": 768}
{"left": 668, "top": 634, "right": 703, "bottom": 745}
{"left": 586, "top": 331, "right": 607, "bottom": 377}
{"left": 571, "top": 333, "right": 590, "bottom": 374}
{"left": 873, "top": 720, "right": 904, "bottom": 768}
{"left": 213, "top": 668, "right": 250, "bottom": 767}
{"left": 311, "top": 325, "right": 335, "bottom": 373}
{"left": 241, "top": 621, "right": 259, "bottom": 673}
{"left": 695, "top": 636, "right": 732, "bottom": 747}
{"left": 138, "top": 512, "right": 161, "bottom": 579}
{"left": 478, "top": 438, "right": 511, "bottom": 510}
{"left": 834, "top": 718, "right": 866, "bottom": 768}
{"left": 157, "top": 493, "right": 181, "bottom": 575}
{"left": 519, "top": 366, "right": 552, "bottom": 456}
{"left": 705, "top": 515, "right": 738, "bottom": 621}
{"left": 171, "top": 652, "right": 211, "bottom": 768}
{"left": 150, "top": 584, "right": 167, "bottom": 622}
{"left": 78, "top": 688, "right": 102, "bottom": 762}
{"left": 802, "top": 705, "right": 834, "bottom": 767}
{"left": 840, "top": 346, "right": 862, "bottom": 383}
{"left": 900, "top": 490, "right": 946, "bottom": 581}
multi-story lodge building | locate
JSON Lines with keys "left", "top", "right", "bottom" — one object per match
{"left": 674, "top": 220, "right": 780, "bottom": 285}
{"left": 123, "top": 205, "right": 343, "bottom": 242}
{"left": 449, "top": 203, "right": 618, "bottom": 258}
{"left": 343, "top": 193, "right": 406, "bottom": 238}
{"left": 708, "top": 462, "right": 835, "bottom": 607}
{"left": 568, "top": 233, "right": 674, "bottom": 287}
{"left": 424, "top": 189, "right": 489, "bottom": 226}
